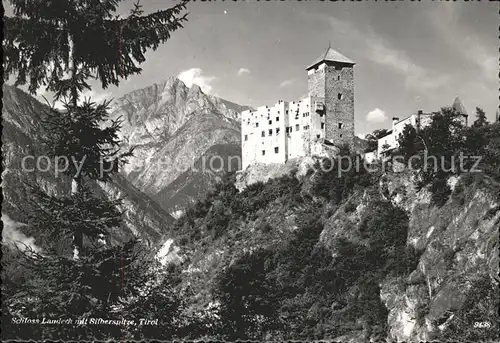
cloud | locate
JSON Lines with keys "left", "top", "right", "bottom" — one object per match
{"left": 427, "top": 4, "right": 497, "bottom": 82}
{"left": 178, "top": 68, "right": 216, "bottom": 94}
{"left": 238, "top": 68, "right": 251, "bottom": 76}
{"left": 368, "top": 38, "right": 449, "bottom": 92}
{"left": 366, "top": 108, "right": 387, "bottom": 123}
{"left": 279, "top": 79, "right": 294, "bottom": 88}
{"left": 81, "top": 90, "right": 113, "bottom": 104}
{"left": 319, "top": 14, "right": 449, "bottom": 93}
{"left": 2, "top": 213, "right": 41, "bottom": 253}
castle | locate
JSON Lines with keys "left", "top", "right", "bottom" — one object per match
{"left": 376, "top": 96, "right": 469, "bottom": 158}
{"left": 241, "top": 46, "right": 355, "bottom": 169}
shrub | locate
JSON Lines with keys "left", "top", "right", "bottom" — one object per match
{"left": 344, "top": 200, "right": 357, "bottom": 213}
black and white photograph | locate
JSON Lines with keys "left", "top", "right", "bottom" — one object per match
{"left": 1, "top": 0, "right": 499, "bottom": 341}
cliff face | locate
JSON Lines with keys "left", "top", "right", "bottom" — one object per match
{"left": 108, "top": 77, "right": 250, "bottom": 212}
{"left": 1, "top": 85, "right": 175, "bottom": 247}
{"left": 319, "top": 169, "right": 499, "bottom": 341}
{"left": 156, "top": 157, "right": 498, "bottom": 340}
{"left": 378, "top": 172, "right": 499, "bottom": 341}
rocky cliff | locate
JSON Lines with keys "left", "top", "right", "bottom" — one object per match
{"left": 1, "top": 85, "right": 175, "bottom": 247}
{"left": 108, "top": 77, "right": 250, "bottom": 212}
{"left": 155, "top": 156, "right": 498, "bottom": 341}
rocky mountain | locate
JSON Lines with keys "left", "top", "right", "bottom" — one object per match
{"left": 153, "top": 155, "right": 499, "bottom": 341}
{"left": 154, "top": 143, "right": 241, "bottom": 216}
{"left": 1, "top": 85, "right": 175, "bottom": 248}
{"left": 108, "top": 77, "right": 251, "bottom": 213}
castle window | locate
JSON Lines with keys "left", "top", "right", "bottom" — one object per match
{"left": 261, "top": 131, "right": 265, "bottom": 137}
{"left": 338, "top": 93, "right": 343, "bottom": 100}
{"left": 244, "top": 135, "right": 248, "bottom": 141}
{"left": 274, "top": 147, "right": 279, "bottom": 154}
{"left": 296, "top": 124, "right": 300, "bottom": 131}
{"left": 276, "top": 128, "right": 280, "bottom": 134}
{"left": 269, "top": 129, "right": 273, "bottom": 136}
{"left": 286, "top": 110, "right": 289, "bottom": 114}
{"left": 337, "top": 75, "right": 341, "bottom": 81}
{"left": 269, "top": 120, "right": 272, "bottom": 125}
{"left": 317, "top": 134, "right": 321, "bottom": 139}
{"left": 262, "top": 150, "right": 266, "bottom": 156}
{"left": 340, "top": 134, "right": 343, "bottom": 138}
{"left": 321, "top": 122, "right": 325, "bottom": 129}
{"left": 255, "top": 123, "right": 259, "bottom": 128}
{"left": 276, "top": 117, "right": 279, "bottom": 121}
{"left": 338, "top": 123, "right": 343, "bottom": 129}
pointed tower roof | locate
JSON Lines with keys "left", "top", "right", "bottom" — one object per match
{"left": 306, "top": 46, "right": 355, "bottom": 70}
{"left": 451, "top": 96, "right": 468, "bottom": 116}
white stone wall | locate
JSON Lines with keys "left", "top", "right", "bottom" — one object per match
{"left": 241, "top": 101, "right": 288, "bottom": 169}
{"left": 286, "top": 99, "right": 312, "bottom": 159}
{"left": 376, "top": 112, "right": 460, "bottom": 158}
{"left": 241, "top": 97, "right": 326, "bottom": 169}
{"left": 378, "top": 114, "right": 418, "bottom": 157}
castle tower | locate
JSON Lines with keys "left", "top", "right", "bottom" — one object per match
{"left": 451, "top": 96, "right": 469, "bottom": 126}
{"left": 306, "top": 46, "right": 355, "bottom": 147}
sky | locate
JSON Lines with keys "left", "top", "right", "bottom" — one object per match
{"left": 5, "top": 0, "right": 499, "bottom": 136}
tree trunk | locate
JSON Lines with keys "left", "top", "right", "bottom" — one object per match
{"left": 71, "top": 176, "right": 83, "bottom": 260}
{"left": 68, "top": 31, "right": 82, "bottom": 260}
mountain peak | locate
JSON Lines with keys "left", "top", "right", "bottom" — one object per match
{"left": 189, "top": 83, "right": 203, "bottom": 95}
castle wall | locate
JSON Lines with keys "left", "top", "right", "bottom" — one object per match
{"left": 241, "top": 101, "right": 288, "bottom": 169}
{"left": 241, "top": 50, "right": 356, "bottom": 169}
{"left": 308, "top": 63, "right": 326, "bottom": 98}
{"left": 324, "top": 63, "right": 355, "bottom": 147}
{"left": 286, "top": 99, "right": 313, "bottom": 159}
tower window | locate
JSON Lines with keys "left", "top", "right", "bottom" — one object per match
{"left": 276, "top": 128, "right": 280, "bottom": 134}
{"left": 244, "top": 135, "right": 248, "bottom": 141}
{"left": 338, "top": 93, "right": 343, "bottom": 100}
{"left": 340, "top": 134, "right": 343, "bottom": 138}
{"left": 268, "top": 129, "right": 273, "bottom": 136}
{"left": 321, "top": 122, "right": 325, "bottom": 129}
{"left": 255, "top": 122, "right": 259, "bottom": 128}
{"left": 317, "top": 134, "right": 321, "bottom": 139}
{"left": 295, "top": 124, "right": 300, "bottom": 131}
{"left": 338, "top": 123, "right": 343, "bottom": 129}
{"left": 274, "top": 147, "right": 279, "bottom": 154}
{"left": 337, "top": 75, "right": 341, "bottom": 81}
{"left": 276, "top": 117, "right": 279, "bottom": 121}
{"left": 261, "top": 131, "right": 265, "bottom": 137}
{"left": 269, "top": 120, "right": 272, "bottom": 125}
{"left": 262, "top": 150, "right": 266, "bottom": 156}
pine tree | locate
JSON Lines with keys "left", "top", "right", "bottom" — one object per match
{"left": 5, "top": 0, "right": 188, "bottom": 259}
{"left": 472, "top": 107, "right": 488, "bottom": 128}
{"left": 3, "top": 0, "right": 189, "bottom": 340}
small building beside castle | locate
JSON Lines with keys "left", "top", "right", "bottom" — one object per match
{"left": 376, "top": 96, "right": 469, "bottom": 158}
{"left": 241, "top": 46, "right": 355, "bottom": 170}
